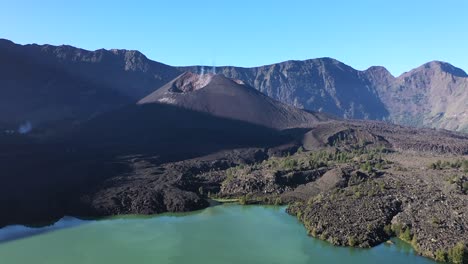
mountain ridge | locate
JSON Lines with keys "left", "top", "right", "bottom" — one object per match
{"left": 5, "top": 38, "right": 465, "bottom": 80}
{"left": 1, "top": 38, "right": 467, "bottom": 132}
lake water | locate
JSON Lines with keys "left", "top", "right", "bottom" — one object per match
{"left": 0, "top": 205, "right": 435, "bottom": 264}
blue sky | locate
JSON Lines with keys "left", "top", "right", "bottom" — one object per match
{"left": 1, "top": 0, "right": 467, "bottom": 76}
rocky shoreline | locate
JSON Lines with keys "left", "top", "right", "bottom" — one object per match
{"left": 1, "top": 123, "right": 468, "bottom": 263}
{"left": 210, "top": 145, "right": 468, "bottom": 263}
{"left": 71, "top": 142, "right": 467, "bottom": 263}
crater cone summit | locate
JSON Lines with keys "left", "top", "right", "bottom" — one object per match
{"left": 138, "top": 72, "right": 328, "bottom": 129}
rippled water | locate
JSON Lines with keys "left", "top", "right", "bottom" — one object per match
{"left": 0, "top": 205, "right": 435, "bottom": 264}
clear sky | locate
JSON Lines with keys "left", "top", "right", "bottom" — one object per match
{"left": 1, "top": 0, "right": 467, "bottom": 76}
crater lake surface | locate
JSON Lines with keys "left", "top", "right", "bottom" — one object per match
{"left": 0, "top": 205, "right": 435, "bottom": 264}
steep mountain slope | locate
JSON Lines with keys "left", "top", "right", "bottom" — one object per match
{"left": 184, "top": 60, "right": 468, "bottom": 133}
{"left": 374, "top": 61, "right": 468, "bottom": 132}
{"left": 139, "top": 72, "right": 328, "bottom": 129}
{"left": 182, "top": 58, "right": 390, "bottom": 120}
{"left": 0, "top": 40, "right": 129, "bottom": 126}
{"left": 0, "top": 39, "right": 180, "bottom": 127}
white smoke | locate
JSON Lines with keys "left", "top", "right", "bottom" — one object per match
{"left": 18, "top": 121, "right": 32, "bottom": 134}
{"left": 200, "top": 66, "right": 205, "bottom": 76}
{"left": 212, "top": 65, "right": 216, "bottom": 74}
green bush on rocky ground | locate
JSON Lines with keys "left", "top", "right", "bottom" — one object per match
{"left": 429, "top": 159, "right": 468, "bottom": 172}
{"left": 433, "top": 243, "right": 467, "bottom": 263}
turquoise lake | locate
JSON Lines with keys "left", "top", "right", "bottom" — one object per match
{"left": 0, "top": 205, "right": 435, "bottom": 264}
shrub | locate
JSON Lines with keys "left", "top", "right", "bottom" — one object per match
{"left": 348, "top": 236, "right": 357, "bottom": 247}
{"left": 274, "top": 197, "right": 282, "bottom": 206}
{"left": 296, "top": 211, "right": 302, "bottom": 220}
{"left": 360, "top": 161, "right": 372, "bottom": 172}
{"left": 411, "top": 235, "right": 418, "bottom": 250}
{"left": 448, "top": 242, "right": 466, "bottom": 264}
{"left": 400, "top": 227, "right": 412, "bottom": 242}
{"left": 391, "top": 223, "right": 403, "bottom": 236}
{"left": 378, "top": 181, "right": 385, "bottom": 192}
{"left": 224, "top": 168, "right": 236, "bottom": 184}
{"left": 375, "top": 162, "right": 383, "bottom": 170}
{"left": 310, "top": 228, "right": 317, "bottom": 237}
{"left": 282, "top": 158, "right": 298, "bottom": 170}
{"left": 354, "top": 191, "right": 362, "bottom": 199}
{"left": 319, "top": 232, "right": 328, "bottom": 241}
{"left": 239, "top": 195, "right": 248, "bottom": 205}
{"left": 463, "top": 160, "right": 468, "bottom": 172}
{"left": 383, "top": 224, "right": 393, "bottom": 236}
{"left": 463, "top": 182, "right": 468, "bottom": 194}
{"left": 297, "top": 146, "right": 304, "bottom": 153}
{"left": 435, "top": 249, "right": 447, "bottom": 262}
{"left": 392, "top": 223, "right": 412, "bottom": 240}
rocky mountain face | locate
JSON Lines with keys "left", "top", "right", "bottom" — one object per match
{"left": 189, "top": 60, "right": 468, "bottom": 132}
{"left": 1, "top": 38, "right": 467, "bottom": 133}
{"left": 182, "top": 59, "right": 390, "bottom": 120}
{"left": 374, "top": 61, "right": 468, "bottom": 132}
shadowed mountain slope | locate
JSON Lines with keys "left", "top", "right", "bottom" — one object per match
{"left": 0, "top": 39, "right": 180, "bottom": 127}
{"left": 139, "top": 72, "right": 329, "bottom": 129}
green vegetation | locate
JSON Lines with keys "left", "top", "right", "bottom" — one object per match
{"left": 429, "top": 159, "right": 468, "bottom": 171}
{"left": 223, "top": 167, "right": 237, "bottom": 184}
{"left": 431, "top": 243, "right": 466, "bottom": 263}
{"left": 391, "top": 223, "right": 413, "bottom": 243}
{"left": 360, "top": 161, "right": 372, "bottom": 172}
{"left": 447, "top": 243, "right": 466, "bottom": 264}
{"left": 354, "top": 191, "right": 362, "bottom": 198}
{"left": 282, "top": 157, "right": 298, "bottom": 170}
{"left": 445, "top": 175, "right": 468, "bottom": 194}
{"left": 435, "top": 249, "right": 447, "bottom": 262}
{"left": 222, "top": 147, "right": 391, "bottom": 190}
{"left": 319, "top": 231, "right": 329, "bottom": 241}
{"left": 211, "top": 198, "right": 239, "bottom": 203}
{"left": 274, "top": 197, "right": 283, "bottom": 206}
{"left": 348, "top": 236, "right": 357, "bottom": 247}
{"left": 383, "top": 224, "right": 393, "bottom": 236}
{"left": 239, "top": 195, "right": 248, "bottom": 205}
{"left": 346, "top": 180, "right": 386, "bottom": 198}
{"left": 400, "top": 227, "right": 412, "bottom": 242}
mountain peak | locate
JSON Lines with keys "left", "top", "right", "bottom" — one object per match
{"left": 138, "top": 72, "right": 325, "bottom": 129}
{"left": 403, "top": 61, "right": 468, "bottom": 78}
{"left": 170, "top": 72, "right": 215, "bottom": 93}
{"left": 0, "top": 38, "right": 14, "bottom": 46}
{"left": 427, "top": 61, "right": 467, "bottom": 77}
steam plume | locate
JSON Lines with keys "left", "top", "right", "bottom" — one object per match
{"left": 18, "top": 121, "right": 32, "bottom": 134}
{"left": 200, "top": 66, "right": 205, "bottom": 76}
